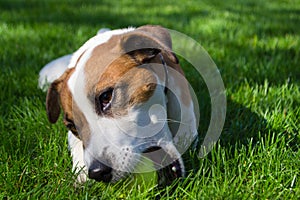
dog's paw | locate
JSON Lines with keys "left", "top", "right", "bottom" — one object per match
{"left": 73, "top": 172, "right": 88, "bottom": 188}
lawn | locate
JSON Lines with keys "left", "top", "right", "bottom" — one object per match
{"left": 0, "top": 0, "right": 299, "bottom": 199}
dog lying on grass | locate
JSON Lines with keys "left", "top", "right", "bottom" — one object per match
{"left": 39, "top": 25, "right": 198, "bottom": 186}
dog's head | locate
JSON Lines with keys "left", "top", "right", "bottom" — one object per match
{"left": 46, "top": 25, "right": 198, "bottom": 185}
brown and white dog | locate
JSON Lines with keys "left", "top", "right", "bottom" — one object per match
{"left": 39, "top": 25, "right": 198, "bottom": 186}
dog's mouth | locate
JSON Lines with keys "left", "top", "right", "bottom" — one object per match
{"left": 141, "top": 146, "right": 183, "bottom": 186}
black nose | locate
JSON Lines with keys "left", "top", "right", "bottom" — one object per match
{"left": 88, "top": 161, "right": 112, "bottom": 183}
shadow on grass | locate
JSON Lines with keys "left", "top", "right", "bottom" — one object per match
{"left": 184, "top": 95, "right": 299, "bottom": 172}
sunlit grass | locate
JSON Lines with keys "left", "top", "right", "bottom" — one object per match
{"left": 0, "top": 0, "right": 299, "bottom": 199}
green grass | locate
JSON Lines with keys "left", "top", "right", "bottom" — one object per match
{"left": 0, "top": 0, "right": 299, "bottom": 199}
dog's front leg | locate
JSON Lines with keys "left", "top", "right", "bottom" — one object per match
{"left": 68, "top": 131, "right": 87, "bottom": 185}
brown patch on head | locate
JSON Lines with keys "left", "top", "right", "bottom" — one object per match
{"left": 110, "top": 64, "right": 158, "bottom": 116}
{"left": 83, "top": 35, "right": 124, "bottom": 92}
{"left": 82, "top": 25, "right": 192, "bottom": 118}
{"left": 90, "top": 53, "right": 158, "bottom": 117}
{"left": 92, "top": 54, "right": 138, "bottom": 95}
{"left": 84, "top": 25, "right": 177, "bottom": 90}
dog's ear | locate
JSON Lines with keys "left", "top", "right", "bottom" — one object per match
{"left": 46, "top": 80, "right": 61, "bottom": 123}
{"left": 121, "top": 33, "right": 162, "bottom": 63}
{"left": 46, "top": 68, "right": 74, "bottom": 124}
{"left": 136, "top": 25, "right": 179, "bottom": 64}
{"left": 127, "top": 48, "right": 161, "bottom": 63}
{"left": 120, "top": 26, "right": 178, "bottom": 64}
{"left": 136, "top": 25, "right": 173, "bottom": 48}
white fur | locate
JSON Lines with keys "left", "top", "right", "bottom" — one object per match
{"left": 38, "top": 54, "right": 72, "bottom": 91}
{"left": 68, "top": 131, "right": 87, "bottom": 183}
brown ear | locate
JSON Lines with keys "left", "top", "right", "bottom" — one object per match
{"left": 46, "top": 80, "right": 61, "bottom": 123}
{"left": 127, "top": 48, "right": 161, "bottom": 63}
{"left": 121, "top": 26, "right": 178, "bottom": 64}
{"left": 121, "top": 33, "right": 162, "bottom": 62}
{"left": 46, "top": 68, "right": 74, "bottom": 123}
{"left": 137, "top": 25, "right": 179, "bottom": 64}
{"left": 136, "top": 25, "right": 173, "bottom": 49}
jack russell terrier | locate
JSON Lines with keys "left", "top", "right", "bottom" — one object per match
{"left": 39, "top": 25, "right": 198, "bottom": 186}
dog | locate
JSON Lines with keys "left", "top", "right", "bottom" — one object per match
{"left": 39, "top": 25, "right": 198, "bottom": 186}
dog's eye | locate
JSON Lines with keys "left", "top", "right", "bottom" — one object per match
{"left": 98, "top": 88, "right": 113, "bottom": 112}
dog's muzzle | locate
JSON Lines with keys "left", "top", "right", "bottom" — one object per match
{"left": 87, "top": 146, "right": 183, "bottom": 186}
{"left": 88, "top": 161, "right": 113, "bottom": 183}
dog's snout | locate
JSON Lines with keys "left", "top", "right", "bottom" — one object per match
{"left": 88, "top": 161, "right": 112, "bottom": 183}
